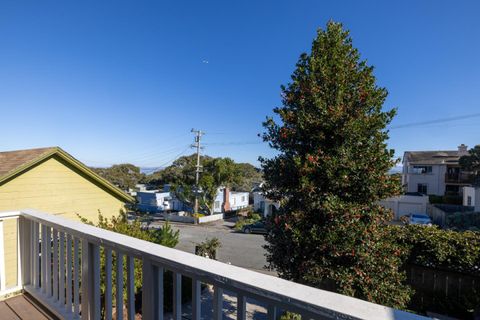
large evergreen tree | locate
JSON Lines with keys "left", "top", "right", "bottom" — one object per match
{"left": 261, "top": 21, "right": 412, "bottom": 308}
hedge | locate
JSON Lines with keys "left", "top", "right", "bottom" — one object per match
{"left": 392, "top": 225, "right": 480, "bottom": 276}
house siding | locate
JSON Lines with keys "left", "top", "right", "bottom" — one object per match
{"left": 403, "top": 163, "right": 447, "bottom": 196}
{"left": 0, "top": 155, "right": 126, "bottom": 289}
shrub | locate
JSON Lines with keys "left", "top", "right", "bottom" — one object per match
{"left": 192, "top": 213, "right": 205, "bottom": 218}
{"left": 280, "top": 312, "right": 302, "bottom": 320}
{"left": 234, "top": 214, "right": 261, "bottom": 231}
{"left": 446, "top": 211, "right": 480, "bottom": 231}
{"left": 392, "top": 225, "right": 480, "bottom": 275}
{"left": 392, "top": 225, "right": 480, "bottom": 316}
{"left": 428, "top": 194, "right": 463, "bottom": 205}
{"left": 248, "top": 212, "right": 261, "bottom": 221}
{"left": 195, "top": 237, "right": 221, "bottom": 259}
{"left": 79, "top": 211, "right": 180, "bottom": 315}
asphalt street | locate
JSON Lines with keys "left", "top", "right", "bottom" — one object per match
{"left": 149, "top": 220, "right": 276, "bottom": 276}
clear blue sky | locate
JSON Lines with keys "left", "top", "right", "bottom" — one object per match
{"left": 1, "top": 1, "right": 479, "bottom": 168}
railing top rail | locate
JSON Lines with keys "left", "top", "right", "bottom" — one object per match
{"left": 5, "top": 209, "right": 425, "bottom": 319}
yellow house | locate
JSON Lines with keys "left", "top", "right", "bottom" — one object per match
{"left": 0, "top": 147, "right": 134, "bottom": 289}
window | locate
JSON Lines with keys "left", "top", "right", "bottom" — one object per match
{"left": 241, "top": 196, "right": 246, "bottom": 202}
{"left": 468, "top": 196, "right": 472, "bottom": 206}
{"left": 417, "top": 183, "right": 428, "bottom": 194}
{"left": 412, "top": 166, "right": 432, "bottom": 174}
{"left": 214, "top": 201, "right": 220, "bottom": 209}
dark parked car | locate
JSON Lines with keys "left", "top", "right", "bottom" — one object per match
{"left": 242, "top": 221, "right": 267, "bottom": 234}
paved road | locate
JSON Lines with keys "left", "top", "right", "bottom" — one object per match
{"left": 149, "top": 220, "right": 276, "bottom": 276}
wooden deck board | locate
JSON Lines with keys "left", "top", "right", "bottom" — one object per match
{"left": 0, "top": 301, "right": 21, "bottom": 320}
{"left": 0, "top": 294, "right": 57, "bottom": 320}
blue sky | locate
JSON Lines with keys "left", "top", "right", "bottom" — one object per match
{"left": 1, "top": 1, "right": 479, "bottom": 168}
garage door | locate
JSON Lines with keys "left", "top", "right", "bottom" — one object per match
{"left": 398, "top": 203, "right": 424, "bottom": 218}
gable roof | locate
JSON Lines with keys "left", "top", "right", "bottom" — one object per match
{"left": 404, "top": 150, "right": 462, "bottom": 165}
{"left": 0, "top": 147, "right": 134, "bottom": 203}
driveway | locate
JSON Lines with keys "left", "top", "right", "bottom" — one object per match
{"left": 148, "top": 220, "right": 276, "bottom": 276}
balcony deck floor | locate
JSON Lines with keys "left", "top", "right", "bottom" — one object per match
{"left": 0, "top": 294, "right": 58, "bottom": 320}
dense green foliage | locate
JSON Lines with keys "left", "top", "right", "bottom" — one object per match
{"left": 394, "top": 225, "right": 480, "bottom": 317}
{"left": 92, "top": 163, "right": 145, "bottom": 190}
{"left": 394, "top": 225, "right": 480, "bottom": 275}
{"left": 145, "top": 154, "right": 261, "bottom": 214}
{"left": 429, "top": 194, "right": 463, "bottom": 205}
{"left": 460, "top": 145, "right": 480, "bottom": 178}
{"left": 231, "top": 162, "right": 263, "bottom": 191}
{"left": 234, "top": 212, "right": 262, "bottom": 230}
{"left": 79, "top": 211, "right": 179, "bottom": 314}
{"left": 445, "top": 211, "right": 480, "bottom": 231}
{"left": 195, "top": 237, "right": 222, "bottom": 259}
{"left": 261, "top": 21, "right": 411, "bottom": 308}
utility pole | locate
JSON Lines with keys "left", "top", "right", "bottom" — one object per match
{"left": 191, "top": 129, "right": 204, "bottom": 214}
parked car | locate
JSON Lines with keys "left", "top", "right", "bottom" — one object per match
{"left": 406, "top": 213, "right": 432, "bottom": 226}
{"left": 242, "top": 221, "right": 267, "bottom": 234}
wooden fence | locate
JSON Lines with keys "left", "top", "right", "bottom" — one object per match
{"left": 407, "top": 264, "right": 480, "bottom": 318}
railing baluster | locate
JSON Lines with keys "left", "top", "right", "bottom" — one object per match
{"left": 91, "top": 243, "right": 101, "bottom": 320}
{"left": 213, "top": 286, "right": 223, "bottom": 320}
{"left": 105, "top": 248, "right": 113, "bottom": 320}
{"left": 267, "top": 305, "right": 278, "bottom": 320}
{"left": 53, "top": 229, "right": 58, "bottom": 301}
{"left": 127, "top": 256, "right": 135, "bottom": 320}
{"left": 33, "top": 222, "right": 39, "bottom": 288}
{"left": 116, "top": 251, "right": 124, "bottom": 320}
{"left": 237, "top": 294, "right": 246, "bottom": 320}
{"left": 73, "top": 237, "right": 80, "bottom": 316}
{"left": 141, "top": 258, "right": 153, "bottom": 320}
{"left": 81, "top": 239, "right": 89, "bottom": 320}
{"left": 81, "top": 240, "right": 101, "bottom": 320}
{"left": 19, "top": 217, "right": 32, "bottom": 287}
{"left": 45, "top": 226, "right": 52, "bottom": 297}
{"left": 66, "top": 234, "right": 72, "bottom": 313}
{"left": 41, "top": 224, "right": 46, "bottom": 293}
{"left": 141, "top": 262, "right": 164, "bottom": 320}
{"left": 156, "top": 266, "right": 164, "bottom": 320}
{"left": 173, "top": 272, "right": 182, "bottom": 320}
{"left": 59, "top": 232, "right": 65, "bottom": 306}
{"left": 192, "top": 278, "right": 201, "bottom": 320}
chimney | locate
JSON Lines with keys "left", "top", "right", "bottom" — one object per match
{"left": 223, "top": 187, "right": 231, "bottom": 212}
{"left": 458, "top": 144, "right": 468, "bottom": 155}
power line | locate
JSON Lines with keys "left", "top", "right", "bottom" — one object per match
{"left": 390, "top": 112, "right": 480, "bottom": 129}
{"left": 130, "top": 145, "right": 192, "bottom": 164}
{"left": 204, "top": 141, "right": 262, "bottom": 146}
{"left": 143, "top": 146, "right": 192, "bottom": 169}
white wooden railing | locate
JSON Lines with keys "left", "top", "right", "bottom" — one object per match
{"left": 0, "top": 209, "right": 426, "bottom": 320}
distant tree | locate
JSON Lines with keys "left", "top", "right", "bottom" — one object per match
{"left": 460, "top": 145, "right": 480, "bottom": 181}
{"left": 198, "top": 157, "right": 240, "bottom": 213}
{"left": 231, "top": 163, "right": 263, "bottom": 191}
{"left": 146, "top": 154, "right": 241, "bottom": 214}
{"left": 92, "top": 164, "right": 145, "bottom": 190}
{"left": 261, "top": 21, "right": 411, "bottom": 308}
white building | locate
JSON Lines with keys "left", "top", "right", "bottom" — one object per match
{"left": 136, "top": 191, "right": 172, "bottom": 212}
{"left": 379, "top": 194, "right": 429, "bottom": 219}
{"left": 253, "top": 190, "right": 280, "bottom": 218}
{"left": 402, "top": 144, "right": 472, "bottom": 196}
{"left": 213, "top": 187, "right": 249, "bottom": 213}
{"left": 462, "top": 186, "right": 480, "bottom": 211}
